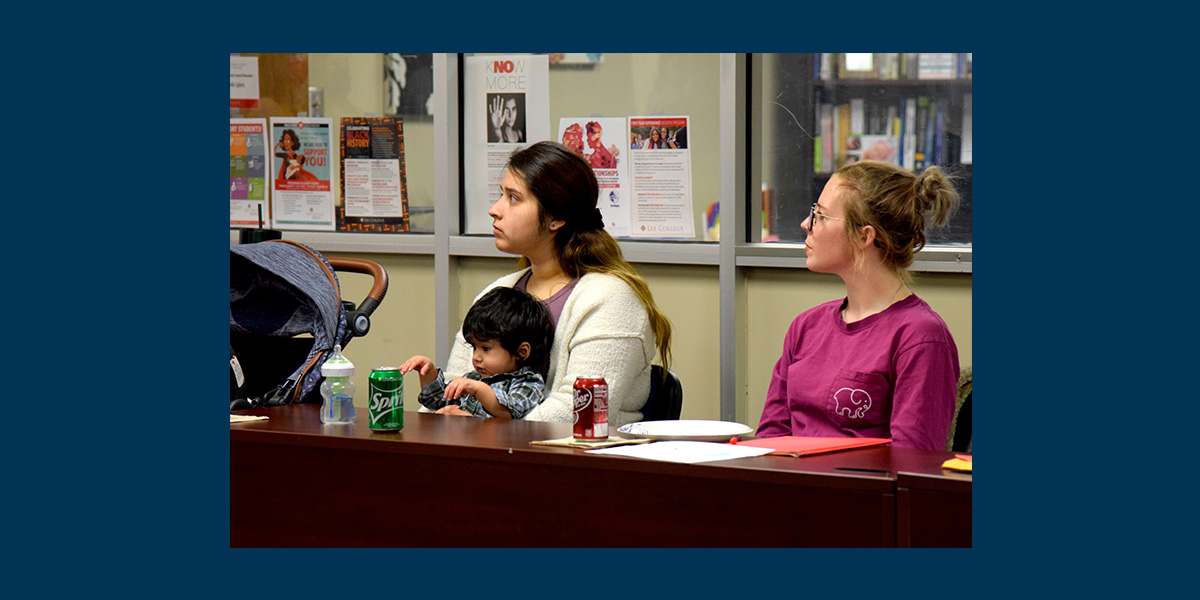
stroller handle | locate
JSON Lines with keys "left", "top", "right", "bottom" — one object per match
{"left": 327, "top": 257, "right": 388, "bottom": 317}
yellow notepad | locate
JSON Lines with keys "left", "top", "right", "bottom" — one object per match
{"left": 941, "top": 455, "right": 972, "bottom": 472}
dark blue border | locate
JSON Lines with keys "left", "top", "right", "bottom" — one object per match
{"left": 61, "top": 8, "right": 1123, "bottom": 594}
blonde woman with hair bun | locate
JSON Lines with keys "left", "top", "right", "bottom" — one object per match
{"left": 756, "top": 160, "right": 961, "bottom": 449}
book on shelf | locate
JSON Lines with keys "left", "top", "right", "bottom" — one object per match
{"left": 865, "top": 100, "right": 881, "bottom": 135}
{"left": 818, "top": 53, "right": 834, "bottom": 80}
{"left": 849, "top": 98, "right": 865, "bottom": 136}
{"left": 923, "top": 98, "right": 937, "bottom": 168}
{"left": 918, "top": 53, "right": 957, "bottom": 80}
{"left": 933, "top": 102, "right": 945, "bottom": 166}
{"left": 820, "top": 103, "right": 835, "bottom": 173}
{"left": 945, "top": 130, "right": 961, "bottom": 170}
{"left": 901, "top": 53, "right": 919, "bottom": 79}
{"left": 812, "top": 98, "right": 823, "bottom": 173}
{"left": 878, "top": 53, "right": 900, "bottom": 79}
{"left": 813, "top": 136, "right": 823, "bottom": 174}
{"left": 913, "top": 96, "right": 929, "bottom": 171}
{"left": 901, "top": 97, "right": 918, "bottom": 171}
{"left": 836, "top": 103, "right": 851, "bottom": 168}
{"left": 960, "top": 94, "right": 972, "bottom": 164}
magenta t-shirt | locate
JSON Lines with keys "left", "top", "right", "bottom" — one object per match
{"left": 756, "top": 294, "right": 960, "bottom": 450}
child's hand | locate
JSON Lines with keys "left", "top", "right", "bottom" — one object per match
{"left": 435, "top": 404, "right": 472, "bottom": 417}
{"left": 400, "top": 355, "right": 437, "bottom": 388}
{"left": 443, "top": 377, "right": 483, "bottom": 401}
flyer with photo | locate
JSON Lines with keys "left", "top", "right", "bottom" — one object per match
{"left": 339, "top": 116, "right": 410, "bottom": 232}
{"left": 230, "top": 118, "right": 269, "bottom": 228}
{"left": 558, "top": 117, "right": 630, "bottom": 237}
{"left": 462, "top": 54, "right": 550, "bottom": 234}
{"left": 269, "top": 117, "right": 335, "bottom": 231}
{"left": 628, "top": 116, "right": 694, "bottom": 238}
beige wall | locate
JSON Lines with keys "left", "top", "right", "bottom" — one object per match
{"left": 302, "top": 54, "right": 972, "bottom": 426}
{"left": 334, "top": 254, "right": 971, "bottom": 425}
{"left": 328, "top": 254, "right": 435, "bottom": 411}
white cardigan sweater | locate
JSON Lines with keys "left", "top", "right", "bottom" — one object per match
{"left": 436, "top": 269, "right": 655, "bottom": 428}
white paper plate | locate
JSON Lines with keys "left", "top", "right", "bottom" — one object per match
{"left": 617, "top": 420, "right": 754, "bottom": 443}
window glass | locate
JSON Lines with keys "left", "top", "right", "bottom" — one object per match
{"left": 758, "top": 53, "right": 971, "bottom": 247}
{"left": 230, "top": 53, "right": 437, "bottom": 233}
{"left": 466, "top": 53, "right": 721, "bottom": 242}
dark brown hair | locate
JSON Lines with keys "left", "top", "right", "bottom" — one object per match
{"left": 506, "top": 141, "right": 672, "bottom": 373}
{"left": 833, "top": 161, "right": 960, "bottom": 281}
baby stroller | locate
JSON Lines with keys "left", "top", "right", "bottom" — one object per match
{"left": 230, "top": 239, "right": 388, "bottom": 411}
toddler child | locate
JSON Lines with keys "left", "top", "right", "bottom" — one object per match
{"left": 401, "top": 287, "right": 554, "bottom": 419}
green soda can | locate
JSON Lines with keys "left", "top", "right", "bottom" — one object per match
{"left": 368, "top": 367, "right": 403, "bottom": 432}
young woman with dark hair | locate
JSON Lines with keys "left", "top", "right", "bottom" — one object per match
{"left": 429, "top": 141, "right": 672, "bottom": 426}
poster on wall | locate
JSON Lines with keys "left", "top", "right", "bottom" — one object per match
{"left": 269, "top": 117, "right": 335, "bottom": 231}
{"left": 383, "top": 53, "right": 434, "bottom": 119}
{"left": 628, "top": 116, "right": 695, "bottom": 238}
{"left": 229, "top": 56, "right": 260, "bottom": 110}
{"left": 230, "top": 118, "right": 269, "bottom": 228}
{"left": 338, "top": 116, "right": 410, "bottom": 232}
{"left": 558, "top": 117, "right": 630, "bottom": 237}
{"left": 462, "top": 54, "right": 550, "bottom": 235}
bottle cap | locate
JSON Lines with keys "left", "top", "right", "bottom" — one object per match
{"left": 321, "top": 344, "right": 355, "bottom": 377}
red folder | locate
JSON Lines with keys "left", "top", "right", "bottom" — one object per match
{"left": 730, "top": 436, "right": 892, "bottom": 457}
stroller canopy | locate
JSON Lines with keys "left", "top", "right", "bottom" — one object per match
{"left": 231, "top": 240, "right": 344, "bottom": 347}
{"left": 230, "top": 240, "right": 348, "bottom": 406}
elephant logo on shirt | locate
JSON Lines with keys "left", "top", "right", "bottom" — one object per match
{"left": 833, "top": 388, "right": 872, "bottom": 419}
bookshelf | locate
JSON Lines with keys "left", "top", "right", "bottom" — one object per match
{"left": 762, "top": 53, "right": 972, "bottom": 246}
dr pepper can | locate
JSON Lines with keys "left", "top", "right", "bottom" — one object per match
{"left": 368, "top": 367, "right": 404, "bottom": 432}
{"left": 572, "top": 377, "right": 608, "bottom": 440}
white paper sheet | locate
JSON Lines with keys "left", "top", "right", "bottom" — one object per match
{"left": 586, "top": 440, "right": 772, "bottom": 464}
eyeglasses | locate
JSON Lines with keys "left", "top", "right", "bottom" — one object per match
{"left": 805, "top": 201, "right": 843, "bottom": 232}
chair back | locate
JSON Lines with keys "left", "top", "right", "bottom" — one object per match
{"left": 946, "top": 366, "right": 972, "bottom": 452}
{"left": 642, "top": 365, "right": 683, "bottom": 421}
{"left": 951, "top": 391, "right": 972, "bottom": 453}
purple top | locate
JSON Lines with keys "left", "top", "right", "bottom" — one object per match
{"left": 514, "top": 270, "right": 578, "bottom": 325}
{"left": 756, "top": 294, "right": 959, "bottom": 450}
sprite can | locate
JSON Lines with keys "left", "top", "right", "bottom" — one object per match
{"left": 368, "top": 367, "right": 403, "bottom": 432}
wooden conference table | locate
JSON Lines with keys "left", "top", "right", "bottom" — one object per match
{"left": 230, "top": 404, "right": 970, "bottom": 547}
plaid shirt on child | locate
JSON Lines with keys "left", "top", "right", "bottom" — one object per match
{"left": 417, "top": 366, "right": 545, "bottom": 419}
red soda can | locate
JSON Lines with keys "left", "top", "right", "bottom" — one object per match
{"left": 573, "top": 377, "right": 609, "bottom": 440}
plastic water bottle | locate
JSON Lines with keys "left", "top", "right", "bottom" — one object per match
{"left": 319, "top": 344, "right": 356, "bottom": 425}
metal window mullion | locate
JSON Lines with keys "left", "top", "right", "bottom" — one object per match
{"left": 719, "top": 54, "right": 749, "bottom": 424}
{"left": 433, "top": 53, "right": 460, "bottom": 366}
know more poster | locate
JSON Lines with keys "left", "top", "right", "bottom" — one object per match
{"left": 462, "top": 54, "right": 550, "bottom": 235}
